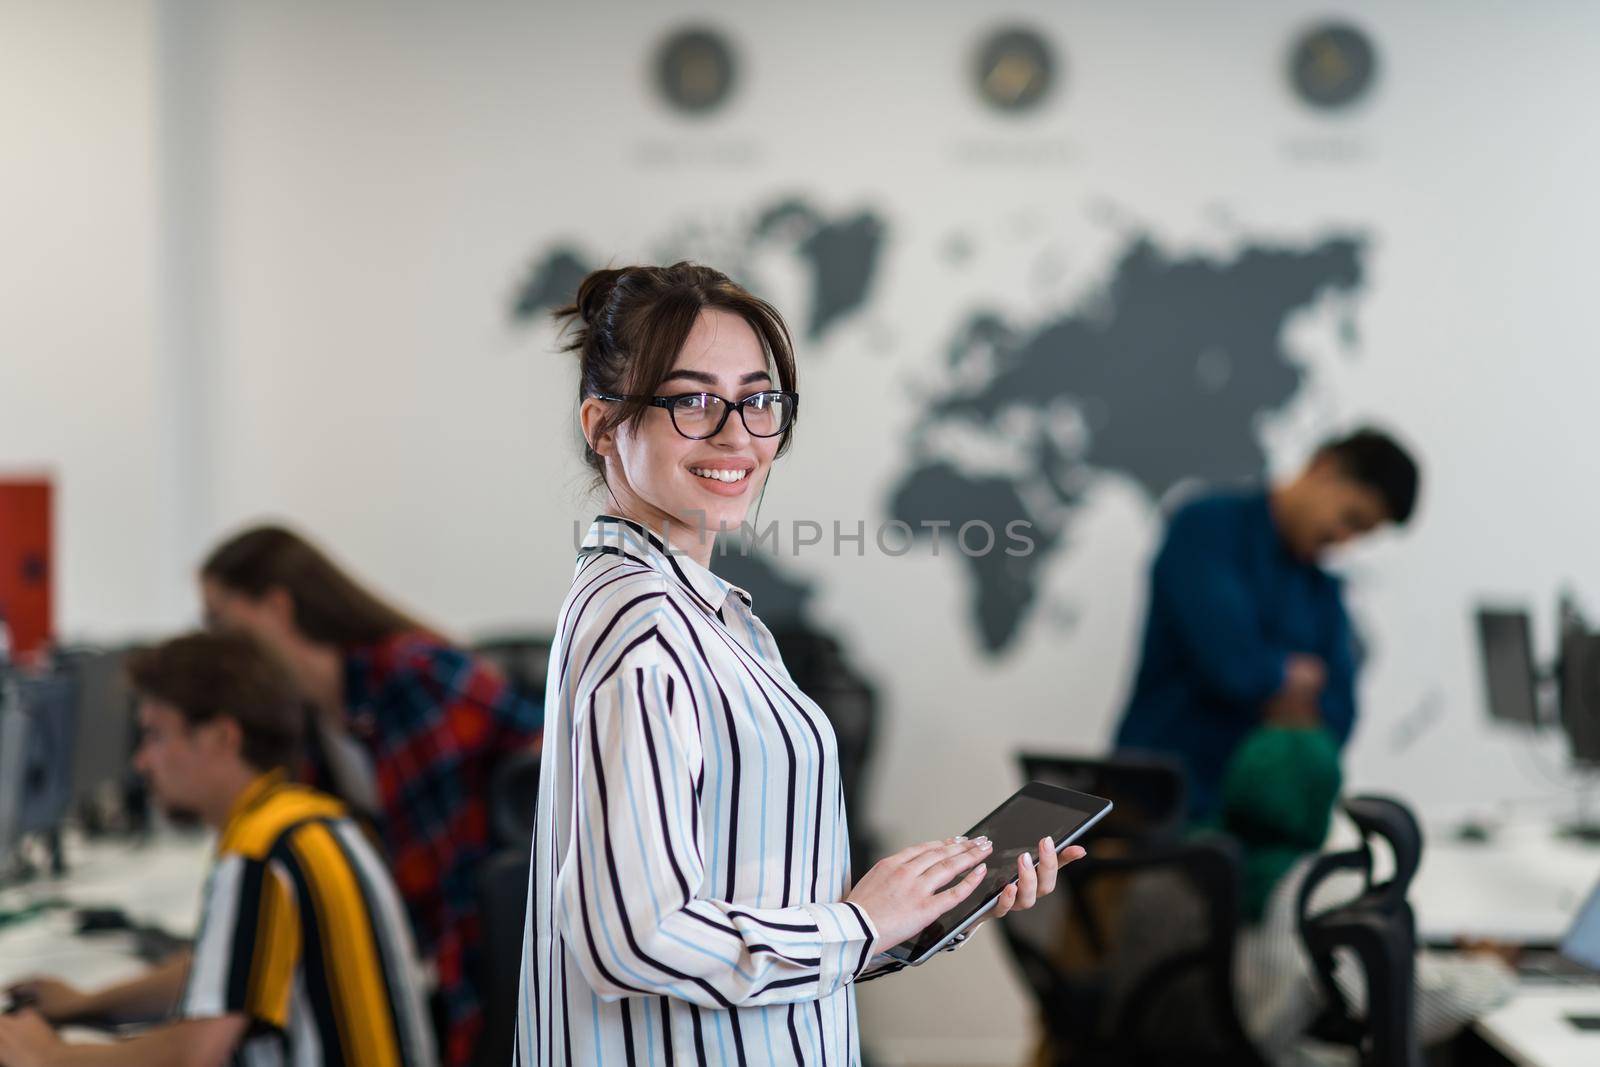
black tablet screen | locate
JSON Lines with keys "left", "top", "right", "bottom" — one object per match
{"left": 891, "top": 784, "right": 1108, "bottom": 962}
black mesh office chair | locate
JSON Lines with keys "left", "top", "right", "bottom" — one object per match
{"left": 771, "top": 629, "right": 881, "bottom": 870}
{"left": 470, "top": 634, "right": 553, "bottom": 707}
{"left": 1017, "top": 751, "right": 1189, "bottom": 846}
{"left": 1296, "top": 795, "right": 1425, "bottom": 1067}
{"left": 466, "top": 636, "right": 547, "bottom": 1067}
{"left": 488, "top": 749, "right": 541, "bottom": 849}
{"left": 999, "top": 835, "right": 1267, "bottom": 1067}
{"left": 472, "top": 748, "right": 542, "bottom": 1066}
{"left": 475, "top": 847, "right": 531, "bottom": 1067}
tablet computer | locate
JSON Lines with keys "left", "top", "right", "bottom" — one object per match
{"left": 883, "top": 781, "right": 1112, "bottom": 966}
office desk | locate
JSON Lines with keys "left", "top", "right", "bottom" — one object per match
{"left": 1475, "top": 984, "right": 1600, "bottom": 1067}
{"left": 1402, "top": 817, "right": 1600, "bottom": 1066}
{"left": 1411, "top": 819, "right": 1600, "bottom": 944}
{"left": 0, "top": 831, "right": 210, "bottom": 990}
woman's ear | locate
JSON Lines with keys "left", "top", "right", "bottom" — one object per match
{"left": 579, "top": 397, "right": 615, "bottom": 458}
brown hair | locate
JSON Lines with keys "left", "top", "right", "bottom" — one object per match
{"left": 127, "top": 631, "right": 304, "bottom": 772}
{"left": 201, "top": 525, "right": 428, "bottom": 647}
{"left": 555, "top": 262, "right": 799, "bottom": 483}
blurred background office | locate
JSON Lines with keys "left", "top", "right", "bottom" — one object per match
{"left": 5, "top": 1, "right": 1600, "bottom": 1065}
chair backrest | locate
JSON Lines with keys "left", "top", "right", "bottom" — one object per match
{"left": 771, "top": 629, "right": 881, "bottom": 866}
{"left": 1017, "top": 751, "right": 1188, "bottom": 846}
{"left": 474, "top": 848, "right": 531, "bottom": 1067}
{"left": 471, "top": 634, "right": 554, "bottom": 705}
{"left": 1296, "top": 794, "right": 1424, "bottom": 1067}
{"left": 997, "top": 835, "right": 1267, "bottom": 1067}
{"left": 488, "top": 749, "right": 541, "bottom": 849}
{"left": 1341, "top": 795, "right": 1422, "bottom": 914}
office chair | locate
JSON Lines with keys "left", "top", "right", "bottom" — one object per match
{"left": 488, "top": 748, "right": 541, "bottom": 849}
{"left": 998, "top": 835, "right": 1267, "bottom": 1067}
{"left": 1296, "top": 795, "right": 1425, "bottom": 1067}
{"left": 471, "top": 744, "right": 542, "bottom": 1066}
{"left": 474, "top": 847, "right": 532, "bottom": 1067}
{"left": 771, "top": 628, "right": 881, "bottom": 869}
{"left": 1016, "top": 751, "right": 1189, "bottom": 846}
{"left": 470, "top": 633, "right": 554, "bottom": 706}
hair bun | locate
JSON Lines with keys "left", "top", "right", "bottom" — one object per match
{"left": 573, "top": 267, "right": 628, "bottom": 328}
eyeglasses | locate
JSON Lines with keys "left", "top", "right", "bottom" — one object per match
{"left": 594, "top": 390, "right": 799, "bottom": 441}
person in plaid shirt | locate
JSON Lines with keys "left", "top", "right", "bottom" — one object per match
{"left": 199, "top": 525, "right": 543, "bottom": 1067}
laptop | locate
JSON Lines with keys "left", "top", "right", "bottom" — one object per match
{"left": 1518, "top": 877, "right": 1600, "bottom": 984}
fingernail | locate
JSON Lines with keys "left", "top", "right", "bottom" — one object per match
{"left": 977, "top": 838, "right": 993, "bottom": 850}
{"left": 1023, "top": 852, "right": 1034, "bottom": 869}
{"left": 1044, "top": 836, "right": 1055, "bottom": 852}
{"left": 974, "top": 835, "right": 990, "bottom": 845}
{"left": 953, "top": 835, "right": 968, "bottom": 842}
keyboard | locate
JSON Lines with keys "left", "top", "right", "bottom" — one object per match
{"left": 1518, "top": 951, "right": 1600, "bottom": 984}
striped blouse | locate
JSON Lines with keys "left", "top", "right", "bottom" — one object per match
{"left": 515, "top": 516, "right": 902, "bottom": 1066}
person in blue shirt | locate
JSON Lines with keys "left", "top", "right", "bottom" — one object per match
{"left": 1114, "top": 428, "right": 1420, "bottom": 822}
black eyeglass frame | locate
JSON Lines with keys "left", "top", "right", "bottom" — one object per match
{"left": 593, "top": 389, "right": 800, "bottom": 440}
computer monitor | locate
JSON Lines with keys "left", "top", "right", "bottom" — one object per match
{"left": 1559, "top": 631, "right": 1600, "bottom": 767}
{"left": 1561, "top": 877, "right": 1600, "bottom": 971}
{"left": 60, "top": 646, "right": 139, "bottom": 813}
{"left": 13, "top": 673, "right": 77, "bottom": 836}
{"left": 1476, "top": 608, "right": 1541, "bottom": 726}
{"left": 0, "top": 667, "right": 79, "bottom": 879}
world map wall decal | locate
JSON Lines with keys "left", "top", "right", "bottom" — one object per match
{"left": 511, "top": 198, "right": 1368, "bottom": 657}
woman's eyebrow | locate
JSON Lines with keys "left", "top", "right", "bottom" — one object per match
{"left": 661, "top": 369, "right": 716, "bottom": 386}
{"left": 661, "top": 369, "right": 773, "bottom": 387}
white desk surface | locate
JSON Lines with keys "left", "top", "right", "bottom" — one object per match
{"left": 1475, "top": 983, "right": 1600, "bottom": 1067}
{"left": 0, "top": 831, "right": 211, "bottom": 990}
{"left": 1411, "top": 818, "right": 1600, "bottom": 944}
{"left": 1397, "top": 815, "right": 1600, "bottom": 1066}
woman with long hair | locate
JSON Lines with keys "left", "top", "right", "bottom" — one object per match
{"left": 517, "top": 262, "right": 1081, "bottom": 1064}
{"left": 201, "top": 525, "right": 542, "bottom": 1067}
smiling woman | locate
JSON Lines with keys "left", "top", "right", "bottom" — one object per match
{"left": 559, "top": 262, "right": 800, "bottom": 556}
{"left": 516, "top": 263, "right": 1077, "bottom": 1066}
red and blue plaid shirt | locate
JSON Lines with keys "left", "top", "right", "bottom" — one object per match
{"left": 325, "top": 631, "right": 542, "bottom": 1067}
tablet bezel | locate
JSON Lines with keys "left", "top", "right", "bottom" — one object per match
{"left": 882, "top": 781, "right": 1112, "bottom": 966}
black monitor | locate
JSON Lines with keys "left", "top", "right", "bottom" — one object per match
{"left": 1560, "top": 630, "right": 1600, "bottom": 767}
{"left": 1476, "top": 608, "right": 1541, "bottom": 726}
{"left": 0, "top": 668, "right": 79, "bottom": 878}
{"left": 61, "top": 646, "right": 139, "bottom": 812}
{"left": 14, "top": 673, "right": 78, "bottom": 834}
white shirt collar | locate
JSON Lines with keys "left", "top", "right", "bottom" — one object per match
{"left": 582, "top": 515, "right": 752, "bottom": 613}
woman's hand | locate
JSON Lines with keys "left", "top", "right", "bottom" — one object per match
{"left": 0, "top": 1010, "right": 62, "bottom": 1067}
{"left": 986, "top": 836, "right": 1083, "bottom": 921}
{"left": 2, "top": 979, "right": 90, "bottom": 1025}
{"left": 846, "top": 837, "right": 993, "bottom": 955}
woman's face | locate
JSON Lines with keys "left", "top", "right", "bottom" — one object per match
{"left": 584, "top": 308, "right": 783, "bottom": 550}
{"left": 200, "top": 577, "right": 298, "bottom": 661}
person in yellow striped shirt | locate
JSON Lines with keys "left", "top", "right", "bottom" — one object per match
{"left": 0, "top": 632, "right": 436, "bottom": 1067}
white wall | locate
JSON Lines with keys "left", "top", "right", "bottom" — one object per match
{"left": 0, "top": 0, "right": 184, "bottom": 637}
{"left": 14, "top": 1, "right": 1600, "bottom": 1061}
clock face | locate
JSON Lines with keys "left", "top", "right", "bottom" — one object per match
{"left": 974, "top": 27, "right": 1057, "bottom": 114}
{"left": 1288, "top": 22, "right": 1378, "bottom": 110}
{"left": 654, "top": 27, "right": 738, "bottom": 116}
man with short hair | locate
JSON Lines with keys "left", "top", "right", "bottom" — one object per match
{"left": 0, "top": 632, "right": 436, "bottom": 1067}
{"left": 1114, "top": 428, "right": 1421, "bottom": 822}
